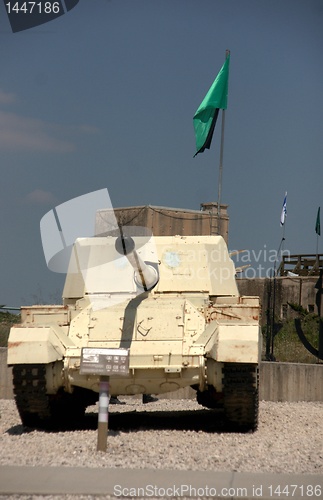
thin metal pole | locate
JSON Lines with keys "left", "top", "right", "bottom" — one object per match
{"left": 217, "top": 49, "right": 230, "bottom": 237}
{"left": 265, "top": 275, "right": 272, "bottom": 360}
{"left": 97, "top": 376, "right": 110, "bottom": 452}
{"left": 316, "top": 207, "right": 320, "bottom": 256}
{"left": 270, "top": 236, "right": 286, "bottom": 359}
{"left": 281, "top": 223, "right": 286, "bottom": 256}
{"left": 271, "top": 265, "right": 276, "bottom": 358}
{"left": 217, "top": 108, "right": 226, "bottom": 236}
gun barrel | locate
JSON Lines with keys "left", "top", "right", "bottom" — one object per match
{"left": 115, "top": 235, "right": 158, "bottom": 291}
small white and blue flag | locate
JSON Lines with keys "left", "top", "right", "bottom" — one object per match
{"left": 280, "top": 192, "right": 287, "bottom": 227}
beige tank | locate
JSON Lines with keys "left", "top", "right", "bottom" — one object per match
{"left": 7, "top": 232, "right": 261, "bottom": 431}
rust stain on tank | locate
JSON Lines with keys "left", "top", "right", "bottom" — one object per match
{"left": 8, "top": 341, "right": 22, "bottom": 348}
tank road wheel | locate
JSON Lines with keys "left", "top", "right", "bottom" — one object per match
{"left": 222, "top": 363, "right": 259, "bottom": 432}
{"left": 12, "top": 364, "right": 90, "bottom": 429}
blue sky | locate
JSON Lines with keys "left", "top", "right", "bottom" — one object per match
{"left": 1, "top": 0, "right": 323, "bottom": 306}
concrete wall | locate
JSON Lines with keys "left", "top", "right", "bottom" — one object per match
{"left": 260, "top": 361, "right": 323, "bottom": 402}
{"left": 2, "top": 348, "right": 323, "bottom": 402}
{"left": 237, "top": 277, "right": 319, "bottom": 325}
{"left": 0, "top": 348, "right": 13, "bottom": 399}
{"left": 95, "top": 204, "right": 230, "bottom": 244}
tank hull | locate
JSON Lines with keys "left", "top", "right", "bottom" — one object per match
{"left": 8, "top": 235, "right": 261, "bottom": 431}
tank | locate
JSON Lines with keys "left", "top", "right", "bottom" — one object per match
{"left": 7, "top": 231, "right": 261, "bottom": 431}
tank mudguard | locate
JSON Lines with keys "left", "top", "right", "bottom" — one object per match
{"left": 216, "top": 322, "right": 261, "bottom": 363}
{"left": 190, "top": 321, "right": 260, "bottom": 364}
{"left": 7, "top": 324, "right": 74, "bottom": 365}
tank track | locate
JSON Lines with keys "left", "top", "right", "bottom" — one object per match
{"left": 12, "top": 364, "right": 96, "bottom": 429}
{"left": 12, "top": 364, "right": 52, "bottom": 427}
{"left": 222, "top": 363, "right": 259, "bottom": 432}
{"left": 196, "top": 385, "right": 223, "bottom": 409}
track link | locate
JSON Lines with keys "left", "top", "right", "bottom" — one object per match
{"left": 12, "top": 364, "right": 95, "bottom": 429}
{"left": 12, "top": 364, "right": 52, "bottom": 427}
{"left": 222, "top": 363, "right": 259, "bottom": 432}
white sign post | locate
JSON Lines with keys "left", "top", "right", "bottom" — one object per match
{"left": 80, "top": 348, "right": 130, "bottom": 452}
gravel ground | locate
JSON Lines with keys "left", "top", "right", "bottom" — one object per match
{"left": 1, "top": 398, "right": 323, "bottom": 475}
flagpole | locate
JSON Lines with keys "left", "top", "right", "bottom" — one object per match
{"left": 271, "top": 234, "right": 286, "bottom": 359}
{"left": 281, "top": 222, "right": 286, "bottom": 254}
{"left": 217, "top": 49, "right": 230, "bottom": 236}
{"left": 270, "top": 192, "right": 287, "bottom": 358}
{"left": 316, "top": 231, "right": 319, "bottom": 273}
{"left": 315, "top": 207, "right": 320, "bottom": 262}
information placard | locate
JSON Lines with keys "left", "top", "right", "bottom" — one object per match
{"left": 80, "top": 348, "right": 129, "bottom": 376}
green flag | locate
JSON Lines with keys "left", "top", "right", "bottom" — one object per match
{"left": 316, "top": 207, "right": 321, "bottom": 236}
{"left": 193, "top": 54, "right": 230, "bottom": 156}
